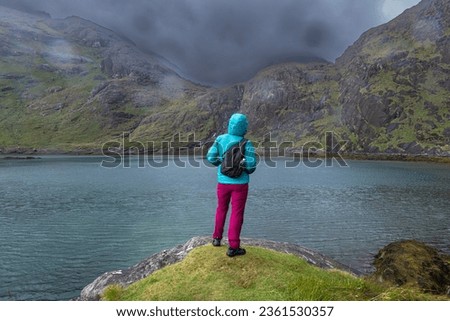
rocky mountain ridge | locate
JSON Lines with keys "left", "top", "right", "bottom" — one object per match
{"left": 336, "top": 0, "right": 450, "bottom": 155}
{"left": 0, "top": 0, "right": 449, "bottom": 157}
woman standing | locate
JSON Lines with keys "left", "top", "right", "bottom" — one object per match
{"left": 207, "top": 113, "right": 257, "bottom": 257}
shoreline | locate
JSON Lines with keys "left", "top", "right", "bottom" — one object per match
{"left": 1, "top": 147, "right": 450, "bottom": 164}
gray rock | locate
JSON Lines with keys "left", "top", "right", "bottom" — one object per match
{"left": 78, "top": 236, "right": 360, "bottom": 301}
{"left": 443, "top": 127, "right": 450, "bottom": 139}
{"left": 386, "top": 123, "right": 400, "bottom": 133}
{"left": 1, "top": 86, "right": 14, "bottom": 92}
{"left": 47, "top": 86, "right": 64, "bottom": 94}
{"left": 399, "top": 142, "right": 424, "bottom": 154}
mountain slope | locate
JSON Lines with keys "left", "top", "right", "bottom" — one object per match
{"left": 0, "top": 0, "right": 449, "bottom": 157}
{"left": 336, "top": 0, "right": 450, "bottom": 155}
{"left": 0, "top": 6, "right": 203, "bottom": 152}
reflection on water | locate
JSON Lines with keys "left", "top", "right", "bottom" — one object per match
{"left": 0, "top": 157, "right": 449, "bottom": 300}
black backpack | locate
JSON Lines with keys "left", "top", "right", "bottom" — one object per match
{"left": 220, "top": 139, "right": 248, "bottom": 178}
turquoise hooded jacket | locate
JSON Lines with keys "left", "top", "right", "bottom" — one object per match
{"left": 207, "top": 113, "right": 257, "bottom": 184}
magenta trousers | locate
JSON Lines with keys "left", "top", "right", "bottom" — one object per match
{"left": 213, "top": 183, "right": 249, "bottom": 249}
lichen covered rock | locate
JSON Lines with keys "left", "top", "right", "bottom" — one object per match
{"left": 373, "top": 240, "right": 450, "bottom": 295}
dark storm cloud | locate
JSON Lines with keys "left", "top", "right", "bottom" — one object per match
{"left": 0, "top": 0, "right": 397, "bottom": 86}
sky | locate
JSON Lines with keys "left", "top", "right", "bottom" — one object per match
{"left": 0, "top": 0, "right": 421, "bottom": 86}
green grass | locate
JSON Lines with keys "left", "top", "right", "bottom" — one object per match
{"left": 131, "top": 96, "right": 213, "bottom": 144}
{"left": 102, "top": 245, "right": 448, "bottom": 301}
{"left": 361, "top": 32, "right": 441, "bottom": 63}
{"left": 0, "top": 51, "right": 130, "bottom": 150}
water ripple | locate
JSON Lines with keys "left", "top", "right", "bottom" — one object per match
{"left": 0, "top": 157, "right": 449, "bottom": 300}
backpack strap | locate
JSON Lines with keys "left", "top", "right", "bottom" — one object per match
{"left": 239, "top": 138, "right": 248, "bottom": 156}
{"left": 222, "top": 138, "right": 247, "bottom": 157}
{"left": 240, "top": 139, "right": 248, "bottom": 173}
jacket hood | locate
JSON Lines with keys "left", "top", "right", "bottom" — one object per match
{"left": 227, "top": 113, "right": 248, "bottom": 136}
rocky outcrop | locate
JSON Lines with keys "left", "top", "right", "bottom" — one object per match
{"left": 372, "top": 240, "right": 450, "bottom": 295}
{"left": 336, "top": 0, "right": 450, "bottom": 155}
{"left": 241, "top": 63, "right": 340, "bottom": 143}
{"left": 78, "top": 236, "right": 360, "bottom": 301}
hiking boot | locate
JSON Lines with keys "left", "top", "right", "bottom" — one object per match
{"left": 212, "top": 238, "right": 222, "bottom": 247}
{"left": 227, "top": 247, "right": 246, "bottom": 257}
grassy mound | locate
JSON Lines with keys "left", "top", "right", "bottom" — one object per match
{"left": 372, "top": 240, "right": 450, "bottom": 295}
{"left": 102, "top": 245, "right": 449, "bottom": 301}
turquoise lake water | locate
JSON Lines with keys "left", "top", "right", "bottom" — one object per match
{"left": 0, "top": 156, "right": 449, "bottom": 300}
